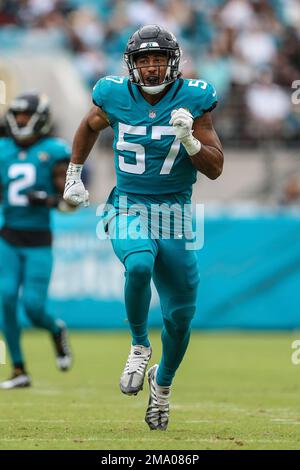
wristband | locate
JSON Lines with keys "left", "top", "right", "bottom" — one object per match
{"left": 66, "top": 162, "right": 83, "bottom": 180}
{"left": 181, "top": 134, "right": 202, "bottom": 156}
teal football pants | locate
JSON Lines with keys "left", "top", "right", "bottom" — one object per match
{"left": 110, "top": 214, "right": 200, "bottom": 387}
{"left": 0, "top": 237, "right": 60, "bottom": 367}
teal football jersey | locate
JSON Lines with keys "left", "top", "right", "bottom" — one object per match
{"left": 92, "top": 76, "right": 217, "bottom": 196}
{"left": 0, "top": 137, "right": 71, "bottom": 230}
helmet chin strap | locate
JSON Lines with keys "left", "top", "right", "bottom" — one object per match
{"left": 141, "top": 83, "right": 167, "bottom": 95}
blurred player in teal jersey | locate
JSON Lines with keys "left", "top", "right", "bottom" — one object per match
{"left": 0, "top": 93, "right": 74, "bottom": 389}
{"left": 64, "top": 25, "right": 224, "bottom": 430}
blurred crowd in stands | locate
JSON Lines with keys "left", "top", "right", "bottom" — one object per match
{"left": 0, "top": 0, "right": 300, "bottom": 147}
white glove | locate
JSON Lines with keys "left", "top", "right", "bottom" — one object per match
{"left": 169, "top": 108, "right": 201, "bottom": 156}
{"left": 170, "top": 108, "right": 194, "bottom": 140}
{"left": 63, "top": 162, "right": 89, "bottom": 207}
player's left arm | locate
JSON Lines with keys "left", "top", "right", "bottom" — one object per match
{"left": 190, "top": 112, "right": 224, "bottom": 180}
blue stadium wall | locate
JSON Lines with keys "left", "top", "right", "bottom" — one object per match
{"left": 0, "top": 206, "right": 299, "bottom": 330}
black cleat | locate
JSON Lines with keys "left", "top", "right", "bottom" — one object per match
{"left": 52, "top": 320, "right": 72, "bottom": 371}
{"left": 145, "top": 364, "right": 171, "bottom": 431}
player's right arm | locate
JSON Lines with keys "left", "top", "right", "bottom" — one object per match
{"left": 63, "top": 105, "right": 109, "bottom": 207}
{"left": 71, "top": 105, "right": 109, "bottom": 165}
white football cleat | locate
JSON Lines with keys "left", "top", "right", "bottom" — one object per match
{"left": 145, "top": 364, "right": 171, "bottom": 431}
{"left": 56, "top": 355, "right": 72, "bottom": 371}
{"left": 0, "top": 372, "right": 31, "bottom": 390}
{"left": 120, "top": 344, "right": 152, "bottom": 396}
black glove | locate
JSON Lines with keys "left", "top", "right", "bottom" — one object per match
{"left": 27, "top": 191, "right": 59, "bottom": 208}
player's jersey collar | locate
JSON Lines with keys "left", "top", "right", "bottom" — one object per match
{"left": 128, "top": 79, "right": 182, "bottom": 109}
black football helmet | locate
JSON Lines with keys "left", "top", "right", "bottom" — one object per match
{"left": 5, "top": 92, "right": 52, "bottom": 142}
{"left": 124, "top": 25, "right": 181, "bottom": 95}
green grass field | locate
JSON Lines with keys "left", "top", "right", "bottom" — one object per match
{"left": 0, "top": 331, "right": 300, "bottom": 450}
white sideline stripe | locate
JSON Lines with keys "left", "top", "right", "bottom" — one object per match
{"left": 0, "top": 417, "right": 298, "bottom": 425}
{"left": 0, "top": 419, "right": 66, "bottom": 423}
{"left": 0, "top": 419, "right": 235, "bottom": 424}
{"left": 0, "top": 438, "right": 293, "bottom": 444}
{"left": 0, "top": 402, "right": 120, "bottom": 407}
{"left": 272, "top": 418, "right": 298, "bottom": 422}
{"left": 271, "top": 420, "right": 300, "bottom": 425}
{"left": 0, "top": 400, "right": 297, "bottom": 423}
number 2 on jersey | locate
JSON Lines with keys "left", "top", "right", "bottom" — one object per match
{"left": 8, "top": 163, "right": 36, "bottom": 206}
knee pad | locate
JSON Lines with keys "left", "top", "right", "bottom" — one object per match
{"left": 125, "top": 251, "right": 154, "bottom": 287}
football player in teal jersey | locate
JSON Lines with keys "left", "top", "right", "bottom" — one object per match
{"left": 0, "top": 93, "right": 74, "bottom": 389}
{"left": 64, "top": 25, "right": 224, "bottom": 430}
